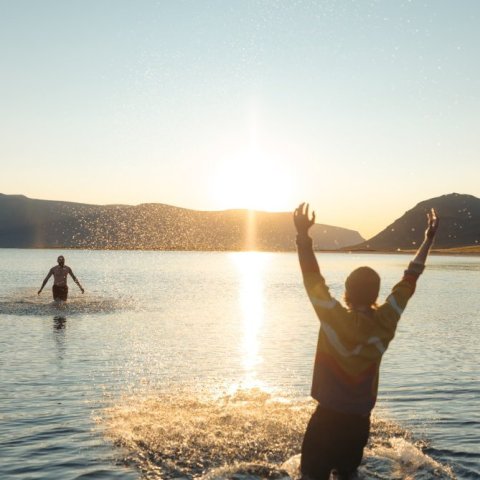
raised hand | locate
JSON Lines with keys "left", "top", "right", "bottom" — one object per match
{"left": 425, "top": 208, "right": 439, "bottom": 240}
{"left": 294, "top": 202, "right": 316, "bottom": 235}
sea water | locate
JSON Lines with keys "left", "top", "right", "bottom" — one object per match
{"left": 0, "top": 249, "right": 478, "bottom": 479}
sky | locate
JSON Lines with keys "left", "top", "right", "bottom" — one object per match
{"left": 1, "top": 0, "right": 479, "bottom": 238}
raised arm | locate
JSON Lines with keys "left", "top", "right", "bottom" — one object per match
{"left": 402, "top": 208, "right": 440, "bottom": 282}
{"left": 411, "top": 208, "right": 439, "bottom": 267}
{"left": 68, "top": 268, "right": 85, "bottom": 294}
{"left": 294, "top": 203, "right": 348, "bottom": 326}
{"left": 378, "top": 209, "right": 440, "bottom": 331}
{"left": 38, "top": 269, "right": 53, "bottom": 295}
{"left": 294, "top": 202, "right": 320, "bottom": 276}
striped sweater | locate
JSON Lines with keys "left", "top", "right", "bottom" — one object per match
{"left": 297, "top": 235, "right": 424, "bottom": 415}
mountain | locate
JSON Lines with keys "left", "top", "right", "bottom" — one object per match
{"left": 350, "top": 193, "right": 480, "bottom": 251}
{"left": 0, "top": 194, "right": 364, "bottom": 250}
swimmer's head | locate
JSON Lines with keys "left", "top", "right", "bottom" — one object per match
{"left": 57, "top": 255, "right": 65, "bottom": 266}
{"left": 344, "top": 266, "right": 380, "bottom": 310}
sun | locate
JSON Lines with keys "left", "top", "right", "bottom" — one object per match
{"left": 211, "top": 148, "right": 293, "bottom": 211}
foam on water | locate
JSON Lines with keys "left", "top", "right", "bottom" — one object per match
{"left": 0, "top": 292, "right": 137, "bottom": 316}
{"left": 98, "top": 388, "right": 455, "bottom": 480}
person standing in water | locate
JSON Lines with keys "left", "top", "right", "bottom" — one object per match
{"left": 294, "top": 203, "right": 439, "bottom": 480}
{"left": 38, "top": 255, "right": 84, "bottom": 301}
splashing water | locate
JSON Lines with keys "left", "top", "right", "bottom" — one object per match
{"left": 98, "top": 389, "right": 455, "bottom": 480}
{"left": 0, "top": 292, "right": 139, "bottom": 316}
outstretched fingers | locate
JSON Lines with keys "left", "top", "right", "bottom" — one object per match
{"left": 293, "top": 202, "right": 316, "bottom": 234}
{"left": 295, "top": 202, "right": 306, "bottom": 215}
{"left": 432, "top": 208, "right": 439, "bottom": 231}
{"left": 294, "top": 202, "right": 315, "bottom": 223}
{"left": 426, "top": 208, "right": 439, "bottom": 239}
{"left": 304, "top": 204, "right": 316, "bottom": 226}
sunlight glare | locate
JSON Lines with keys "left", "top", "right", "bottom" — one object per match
{"left": 231, "top": 252, "right": 271, "bottom": 389}
{"left": 211, "top": 148, "right": 293, "bottom": 212}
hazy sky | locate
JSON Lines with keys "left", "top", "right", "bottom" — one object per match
{"left": 1, "top": 0, "right": 479, "bottom": 238}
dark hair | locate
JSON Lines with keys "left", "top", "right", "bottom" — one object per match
{"left": 344, "top": 266, "right": 380, "bottom": 309}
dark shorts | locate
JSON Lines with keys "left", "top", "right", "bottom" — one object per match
{"left": 301, "top": 404, "right": 370, "bottom": 480}
{"left": 52, "top": 285, "right": 68, "bottom": 301}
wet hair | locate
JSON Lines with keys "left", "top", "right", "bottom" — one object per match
{"left": 344, "top": 266, "right": 380, "bottom": 309}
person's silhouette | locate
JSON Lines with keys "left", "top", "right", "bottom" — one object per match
{"left": 38, "top": 256, "right": 84, "bottom": 301}
{"left": 294, "top": 203, "right": 439, "bottom": 479}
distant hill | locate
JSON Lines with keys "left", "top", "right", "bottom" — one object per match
{"left": 350, "top": 193, "right": 480, "bottom": 251}
{"left": 0, "top": 194, "right": 364, "bottom": 251}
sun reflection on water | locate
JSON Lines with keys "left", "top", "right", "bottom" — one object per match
{"left": 231, "top": 252, "right": 271, "bottom": 390}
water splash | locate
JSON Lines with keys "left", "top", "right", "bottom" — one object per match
{"left": 0, "top": 292, "right": 137, "bottom": 316}
{"left": 98, "top": 389, "right": 455, "bottom": 480}
{"left": 368, "top": 437, "right": 454, "bottom": 479}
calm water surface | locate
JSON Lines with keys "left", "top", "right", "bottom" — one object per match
{"left": 0, "top": 250, "right": 479, "bottom": 479}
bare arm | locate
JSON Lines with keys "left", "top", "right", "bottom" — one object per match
{"left": 69, "top": 268, "right": 85, "bottom": 294}
{"left": 38, "top": 269, "right": 53, "bottom": 295}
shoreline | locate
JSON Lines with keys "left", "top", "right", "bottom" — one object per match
{"left": 0, "top": 246, "right": 479, "bottom": 255}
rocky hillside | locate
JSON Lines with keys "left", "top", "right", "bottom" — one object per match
{"left": 0, "top": 194, "right": 364, "bottom": 250}
{"left": 350, "top": 193, "right": 480, "bottom": 250}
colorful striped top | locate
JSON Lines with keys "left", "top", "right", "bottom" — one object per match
{"left": 297, "top": 235, "right": 424, "bottom": 415}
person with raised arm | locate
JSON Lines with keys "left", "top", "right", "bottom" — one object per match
{"left": 38, "top": 255, "right": 84, "bottom": 301}
{"left": 294, "top": 203, "right": 439, "bottom": 480}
